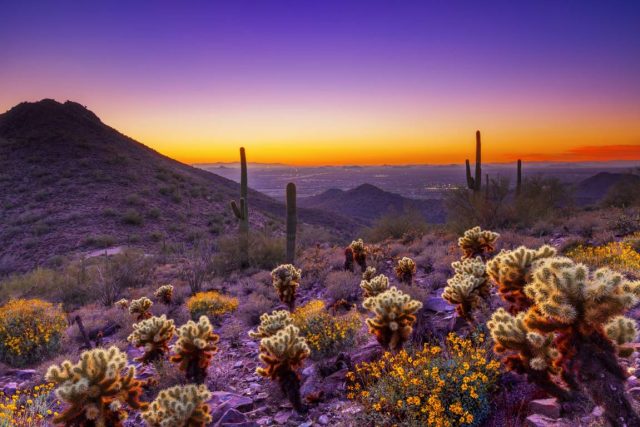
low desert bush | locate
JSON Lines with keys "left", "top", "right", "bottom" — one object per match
{"left": 121, "top": 208, "right": 143, "bottom": 225}
{"left": 325, "top": 271, "right": 360, "bottom": 303}
{"left": 366, "top": 210, "right": 429, "bottom": 242}
{"left": 237, "top": 293, "right": 277, "bottom": 326}
{"left": 0, "top": 299, "right": 67, "bottom": 367}
{"left": 348, "top": 333, "right": 500, "bottom": 427}
{"left": 292, "top": 300, "right": 362, "bottom": 359}
{"left": 186, "top": 291, "right": 239, "bottom": 321}
{"left": 213, "top": 232, "right": 285, "bottom": 273}
{"left": 566, "top": 241, "right": 640, "bottom": 277}
{"left": 0, "top": 382, "right": 57, "bottom": 426}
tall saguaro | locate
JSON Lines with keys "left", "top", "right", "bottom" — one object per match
{"left": 230, "top": 147, "right": 249, "bottom": 268}
{"left": 465, "top": 130, "right": 483, "bottom": 192}
{"left": 516, "top": 159, "right": 522, "bottom": 195}
{"left": 286, "top": 182, "right": 297, "bottom": 264}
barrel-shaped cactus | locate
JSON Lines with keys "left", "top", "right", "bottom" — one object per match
{"left": 458, "top": 226, "right": 499, "bottom": 260}
{"left": 360, "top": 274, "right": 390, "bottom": 298}
{"left": 142, "top": 384, "right": 212, "bottom": 427}
{"left": 45, "top": 346, "right": 146, "bottom": 426}
{"left": 394, "top": 257, "right": 416, "bottom": 284}
{"left": 129, "top": 297, "right": 153, "bottom": 320}
{"left": 154, "top": 285, "right": 174, "bottom": 305}
{"left": 249, "top": 310, "right": 293, "bottom": 339}
{"left": 271, "top": 264, "right": 302, "bottom": 311}
{"left": 128, "top": 315, "right": 175, "bottom": 363}
{"left": 363, "top": 287, "right": 423, "bottom": 352}
{"left": 171, "top": 316, "right": 219, "bottom": 384}
{"left": 256, "top": 324, "right": 310, "bottom": 413}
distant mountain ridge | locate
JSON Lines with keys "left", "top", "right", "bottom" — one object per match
{"left": 299, "top": 183, "right": 446, "bottom": 225}
{"left": 0, "top": 99, "right": 358, "bottom": 272}
{"left": 575, "top": 172, "right": 640, "bottom": 205}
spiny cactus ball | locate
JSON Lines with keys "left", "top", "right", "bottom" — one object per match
{"left": 129, "top": 297, "right": 153, "bottom": 320}
{"left": 271, "top": 264, "right": 302, "bottom": 309}
{"left": 362, "top": 266, "right": 377, "bottom": 281}
{"left": 142, "top": 384, "right": 212, "bottom": 427}
{"left": 115, "top": 298, "right": 129, "bottom": 309}
{"left": 395, "top": 257, "right": 416, "bottom": 284}
{"left": 458, "top": 226, "right": 500, "bottom": 259}
{"left": 127, "top": 315, "right": 175, "bottom": 363}
{"left": 360, "top": 274, "right": 390, "bottom": 298}
{"left": 486, "top": 245, "right": 556, "bottom": 311}
{"left": 171, "top": 315, "right": 219, "bottom": 384}
{"left": 604, "top": 315, "right": 639, "bottom": 357}
{"left": 154, "top": 285, "right": 174, "bottom": 305}
{"left": 45, "top": 346, "right": 146, "bottom": 426}
{"left": 363, "top": 287, "right": 423, "bottom": 351}
{"left": 487, "top": 308, "right": 559, "bottom": 372}
{"left": 249, "top": 310, "right": 293, "bottom": 339}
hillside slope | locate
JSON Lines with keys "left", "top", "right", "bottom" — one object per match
{"left": 299, "top": 183, "right": 446, "bottom": 225}
{"left": 0, "top": 99, "right": 357, "bottom": 272}
{"left": 574, "top": 172, "right": 640, "bottom": 205}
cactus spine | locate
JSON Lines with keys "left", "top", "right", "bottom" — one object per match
{"left": 465, "top": 130, "right": 482, "bottom": 192}
{"left": 230, "top": 147, "right": 249, "bottom": 268}
{"left": 286, "top": 182, "right": 297, "bottom": 264}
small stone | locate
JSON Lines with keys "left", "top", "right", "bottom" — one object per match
{"left": 525, "top": 414, "right": 559, "bottom": 427}
{"left": 234, "top": 361, "right": 244, "bottom": 369}
{"left": 298, "top": 422, "right": 313, "bottom": 427}
{"left": 318, "top": 415, "right": 330, "bottom": 425}
{"left": 14, "top": 369, "right": 35, "bottom": 380}
{"left": 627, "top": 387, "right": 640, "bottom": 400}
{"left": 628, "top": 375, "right": 640, "bottom": 388}
{"left": 215, "top": 408, "right": 248, "bottom": 425}
{"left": 528, "top": 398, "right": 561, "bottom": 419}
{"left": 256, "top": 417, "right": 273, "bottom": 426}
{"left": 274, "top": 410, "right": 292, "bottom": 424}
{"left": 591, "top": 406, "right": 604, "bottom": 417}
{"left": 423, "top": 297, "right": 454, "bottom": 312}
{"left": 2, "top": 382, "right": 17, "bottom": 396}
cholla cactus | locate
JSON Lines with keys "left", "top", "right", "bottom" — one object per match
{"left": 363, "top": 287, "right": 423, "bottom": 352}
{"left": 249, "top": 310, "right": 293, "bottom": 339}
{"left": 154, "top": 285, "right": 174, "bottom": 305}
{"left": 442, "top": 257, "right": 490, "bottom": 323}
{"left": 142, "top": 384, "right": 212, "bottom": 427}
{"left": 362, "top": 266, "right": 377, "bottom": 281}
{"left": 127, "top": 315, "right": 175, "bottom": 363}
{"left": 349, "top": 239, "right": 367, "bottom": 272}
{"left": 256, "top": 325, "right": 310, "bottom": 413}
{"left": 115, "top": 298, "right": 129, "bottom": 309}
{"left": 395, "top": 257, "right": 416, "bottom": 284}
{"left": 271, "top": 264, "right": 302, "bottom": 311}
{"left": 171, "top": 316, "right": 219, "bottom": 384}
{"left": 487, "top": 245, "right": 556, "bottom": 312}
{"left": 45, "top": 346, "right": 146, "bottom": 426}
{"left": 604, "top": 316, "right": 639, "bottom": 357}
{"left": 129, "top": 297, "right": 153, "bottom": 320}
{"left": 360, "top": 274, "right": 390, "bottom": 298}
{"left": 458, "top": 226, "right": 499, "bottom": 259}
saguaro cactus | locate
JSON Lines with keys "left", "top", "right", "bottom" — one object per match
{"left": 230, "top": 147, "right": 249, "bottom": 268}
{"left": 465, "top": 130, "right": 482, "bottom": 192}
{"left": 286, "top": 182, "right": 297, "bottom": 264}
{"left": 517, "top": 159, "right": 522, "bottom": 195}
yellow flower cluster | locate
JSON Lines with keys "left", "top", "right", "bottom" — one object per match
{"left": 567, "top": 241, "right": 640, "bottom": 276}
{"left": 186, "top": 291, "right": 239, "bottom": 321}
{"left": 0, "top": 299, "right": 66, "bottom": 367}
{"left": 292, "top": 300, "right": 362, "bottom": 359}
{"left": 0, "top": 383, "right": 57, "bottom": 426}
{"left": 347, "top": 333, "right": 500, "bottom": 427}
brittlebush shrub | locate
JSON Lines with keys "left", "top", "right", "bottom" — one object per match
{"left": 0, "top": 382, "right": 57, "bottom": 425}
{"left": 348, "top": 333, "right": 500, "bottom": 427}
{"left": 566, "top": 241, "right": 640, "bottom": 277}
{"left": 186, "top": 291, "right": 239, "bottom": 321}
{"left": 292, "top": 300, "right": 362, "bottom": 359}
{"left": 0, "top": 299, "right": 66, "bottom": 367}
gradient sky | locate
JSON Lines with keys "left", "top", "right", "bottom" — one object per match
{"left": 1, "top": 1, "right": 639, "bottom": 165}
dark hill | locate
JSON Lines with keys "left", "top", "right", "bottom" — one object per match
{"left": 574, "top": 172, "right": 640, "bottom": 205}
{"left": 299, "top": 183, "right": 445, "bottom": 226}
{"left": 0, "top": 99, "right": 357, "bottom": 272}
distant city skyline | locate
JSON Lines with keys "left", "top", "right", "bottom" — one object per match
{"left": 2, "top": 1, "right": 639, "bottom": 165}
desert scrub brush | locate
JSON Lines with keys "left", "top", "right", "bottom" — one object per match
{"left": 129, "top": 297, "right": 153, "bottom": 320}
{"left": 256, "top": 324, "right": 310, "bottom": 413}
{"left": 359, "top": 274, "right": 389, "bottom": 298}
{"left": 349, "top": 239, "right": 368, "bottom": 272}
{"left": 45, "top": 346, "right": 146, "bottom": 426}
{"left": 142, "top": 384, "right": 212, "bottom": 427}
{"left": 248, "top": 310, "right": 293, "bottom": 339}
{"left": 362, "top": 266, "right": 377, "bottom": 281}
{"left": 458, "top": 226, "right": 499, "bottom": 260}
{"left": 154, "top": 285, "right": 174, "bottom": 305}
{"left": 271, "top": 264, "right": 302, "bottom": 311}
{"left": 127, "top": 315, "right": 175, "bottom": 364}
{"left": 486, "top": 245, "right": 556, "bottom": 312}
{"left": 363, "top": 287, "right": 422, "bottom": 352}
{"left": 394, "top": 257, "right": 416, "bottom": 284}
{"left": 441, "top": 257, "right": 490, "bottom": 323}
{"left": 171, "top": 316, "right": 219, "bottom": 384}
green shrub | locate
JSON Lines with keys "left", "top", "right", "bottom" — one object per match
{"left": 365, "top": 210, "right": 429, "bottom": 242}
{"left": 122, "top": 208, "right": 143, "bottom": 225}
{"left": 213, "top": 232, "right": 285, "bottom": 273}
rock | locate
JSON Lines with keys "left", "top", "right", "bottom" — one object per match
{"left": 215, "top": 408, "right": 249, "bottom": 426}
{"left": 628, "top": 375, "right": 640, "bottom": 388}
{"left": 350, "top": 341, "right": 382, "bottom": 365}
{"left": 318, "top": 414, "right": 330, "bottom": 425}
{"left": 256, "top": 417, "right": 273, "bottom": 426}
{"left": 234, "top": 361, "right": 244, "bottom": 369}
{"left": 525, "top": 414, "right": 563, "bottom": 427}
{"left": 3, "top": 382, "right": 17, "bottom": 395}
{"left": 273, "top": 410, "right": 292, "bottom": 424}
{"left": 628, "top": 387, "right": 640, "bottom": 400}
{"left": 298, "top": 422, "right": 313, "bottom": 427}
{"left": 423, "top": 297, "right": 454, "bottom": 312}
{"left": 210, "top": 392, "right": 255, "bottom": 424}
{"left": 14, "top": 369, "right": 35, "bottom": 380}
{"left": 529, "top": 398, "right": 561, "bottom": 419}
{"left": 591, "top": 406, "right": 604, "bottom": 417}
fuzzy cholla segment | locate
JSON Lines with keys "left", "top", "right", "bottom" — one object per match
{"left": 604, "top": 315, "right": 639, "bottom": 357}
{"left": 249, "top": 310, "right": 293, "bottom": 339}
{"left": 363, "top": 287, "right": 422, "bottom": 351}
{"left": 349, "top": 239, "right": 366, "bottom": 255}
{"left": 458, "top": 226, "right": 500, "bottom": 259}
{"left": 488, "top": 308, "right": 559, "bottom": 372}
{"left": 256, "top": 324, "right": 310, "bottom": 379}
{"left": 129, "top": 297, "right": 153, "bottom": 319}
{"left": 362, "top": 266, "right": 377, "bottom": 281}
{"left": 115, "top": 298, "right": 129, "bottom": 309}
{"left": 524, "top": 257, "right": 640, "bottom": 327}
{"left": 45, "top": 346, "right": 145, "bottom": 426}
{"left": 442, "top": 257, "right": 490, "bottom": 321}
{"left": 142, "top": 384, "right": 212, "bottom": 427}
{"left": 154, "top": 285, "right": 174, "bottom": 304}
{"left": 271, "top": 264, "right": 302, "bottom": 304}
{"left": 360, "top": 274, "right": 390, "bottom": 298}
